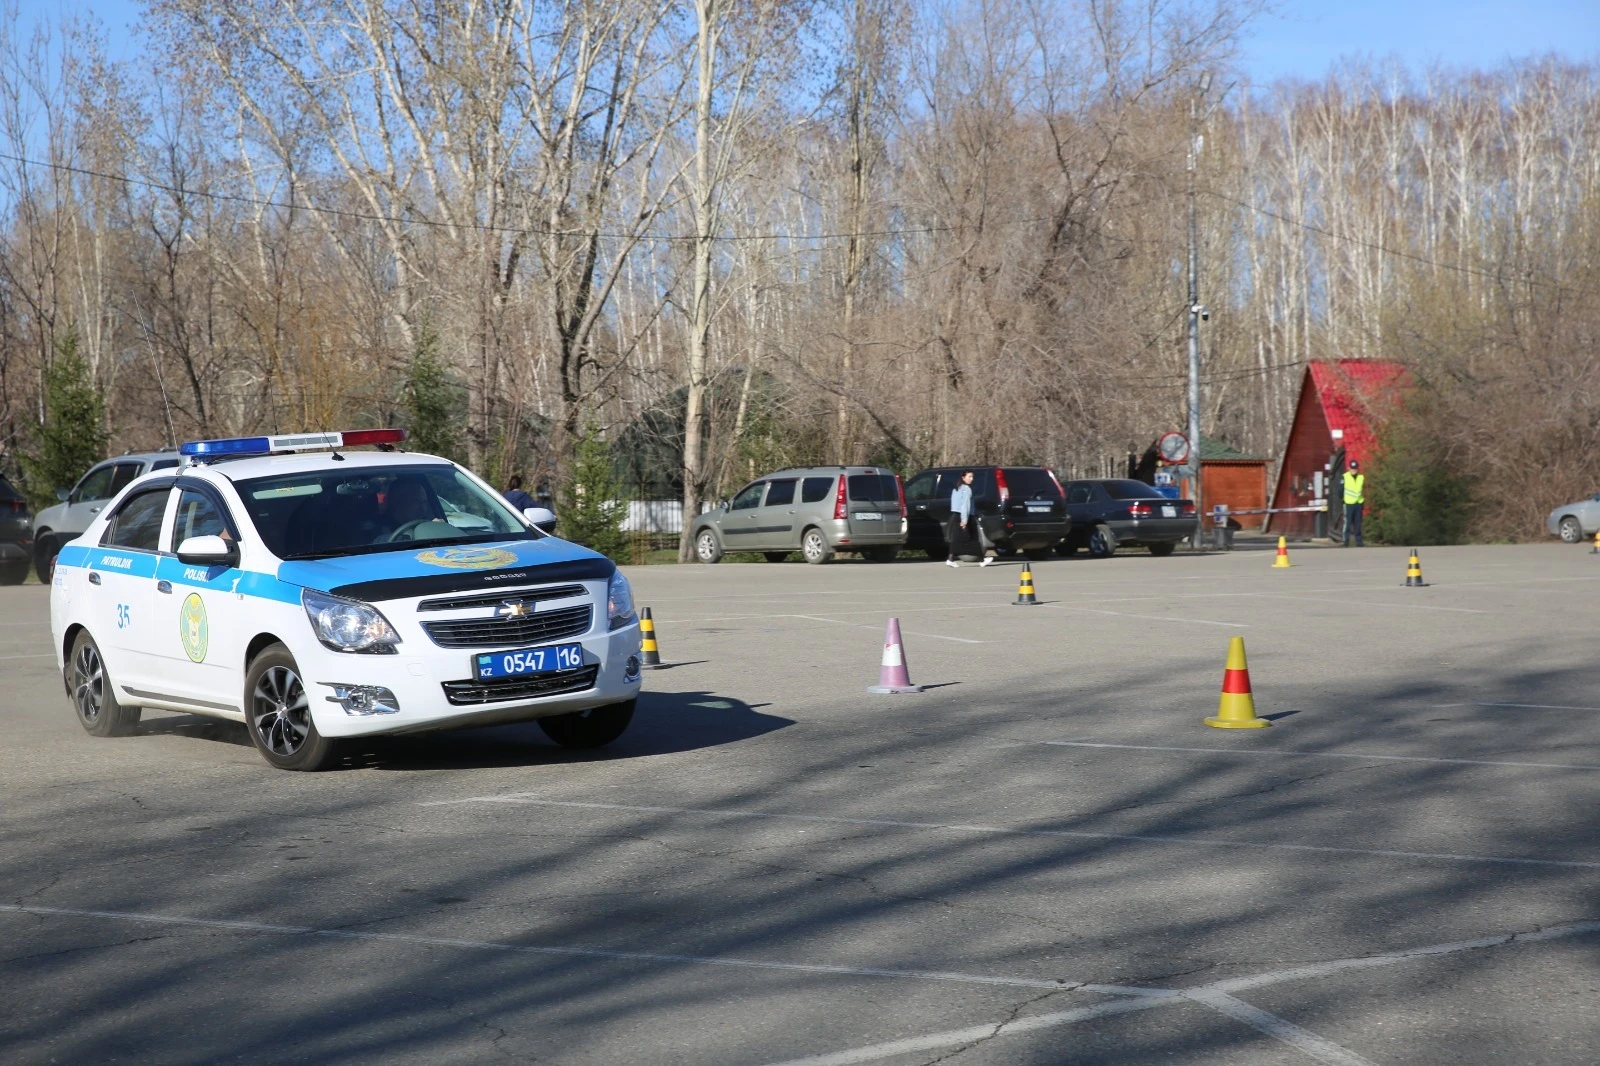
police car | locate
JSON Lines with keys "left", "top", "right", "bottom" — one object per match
{"left": 49, "top": 429, "right": 642, "bottom": 770}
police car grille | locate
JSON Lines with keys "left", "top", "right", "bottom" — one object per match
{"left": 421, "top": 604, "right": 592, "bottom": 649}
{"left": 417, "top": 584, "right": 587, "bottom": 612}
{"left": 442, "top": 666, "right": 599, "bottom": 705}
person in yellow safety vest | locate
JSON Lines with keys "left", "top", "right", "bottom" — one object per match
{"left": 1342, "top": 459, "right": 1365, "bottom": 547}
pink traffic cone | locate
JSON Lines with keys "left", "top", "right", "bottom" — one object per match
{"left": 867, "top": 617, "right": 923, "bottom": 694}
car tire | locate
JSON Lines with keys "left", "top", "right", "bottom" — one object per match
{"left": 538, "top": 698, "right": 635, "bottom": 749}
{"left": 865, "top": 547, "right": 898, "bottom": 563}
{"left": 34, "top": 534, "right": 58, "bottom": 583}
{"left": 1148, "top": 541, "right": 1177, "bottom": 557}
{"left": 802, "top": 528, "right": 833, "bottom": 564}
{"left": 695, "top": 529, "right": 724, "bottom": 564}
{"left": 1558, "top": 516, "right": 1583, "bottom": 544}
{"left": 1087, "top": 524, "right": 1117, "bottom": 558}
{"left": 245, "top": 644, "right": 340, "bottom": 771}
{"left": 67, "top": 631, "right": 141, "bottom": 737}
{"left": 0, "top": 560, "right": 28, "bottom": 585}
{"left": 1023, "top": 548, "right": 1051, "bottom": 561}
{"left": 763, "top": 552, "right": 789, "bottom": 563}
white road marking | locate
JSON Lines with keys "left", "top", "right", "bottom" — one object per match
{"left": 418, "top": 796, "right": 1600, "bottom": 870}
{"left": 0, "top": 903, "right": 1119, "bottom": 993}
{"left": 1475, "top": 701, "right": 1600, "bottom": 712}
{"left": 757, "top": 920, "right": 1600, "bottom": 1066}
{"left": 0, "top": 652, "right": 54, "bottom": 660}
{"left": 787, "top": 614, "right": 985, "bottom": 644}
{"left": 1040, "top": 603, "right": 1248, "bottom": 627}
{"left": 1045, "top": 740, "right": 1600, "bottom": 772}
{"left": 1241, "top": 592, "right": 1486, "bottom": 614}
{"left": 1184, "top": 989, "right": 1379, "bottom": 1066}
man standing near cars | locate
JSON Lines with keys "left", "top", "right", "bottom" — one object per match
{"left": 1342, "top": 459, "right": 1365, "bottom": 547}
{"left": 947, "top": 471, "right": 993, "bottom": 567}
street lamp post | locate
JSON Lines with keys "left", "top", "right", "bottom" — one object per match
{"left": 1185, "top": 72, "right": 1212, "bottom": 550}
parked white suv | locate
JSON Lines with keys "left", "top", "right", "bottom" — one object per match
{"left": 32, "top": 450, "right": 183, "bottom": 581}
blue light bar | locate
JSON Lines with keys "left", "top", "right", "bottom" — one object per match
{"left": 180, "top": 436, "right": 273, "bottom": 457}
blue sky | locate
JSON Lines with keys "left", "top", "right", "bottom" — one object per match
{"left": 22, "top": 0, "right": 1600, "bottom": 84}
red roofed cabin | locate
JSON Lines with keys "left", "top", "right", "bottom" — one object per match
{"left": 1266, "top": 360, "right": 1408, "bottom": 537}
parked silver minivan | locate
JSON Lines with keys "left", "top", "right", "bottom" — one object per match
{"left": 31, "top": 449, "right": 183, "bottom": 580}
{"left": 692, "top": 466, "right": 908, "bottom": 564}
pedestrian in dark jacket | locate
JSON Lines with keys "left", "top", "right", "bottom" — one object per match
{"left": 504, "top": 474, "right": 537, "bottom": 513}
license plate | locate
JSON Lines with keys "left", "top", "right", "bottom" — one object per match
{"left": 1162, "top": 506, "right": 1176, "bottom": 517}
{"left": 852, "top": 512, "right": 882, "bottom": 521}
{"left": 1026, "top": 503, "right": 1052, "bottom": 513}
{"left": 475, "top": 642, "right": 585, "bottom": 680}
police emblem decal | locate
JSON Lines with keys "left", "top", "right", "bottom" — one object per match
{"left": 414, "top": 546, "right": 520, "bottom": 570}
{"left": 179, "top": 593, "right": 209, "bottom": 663}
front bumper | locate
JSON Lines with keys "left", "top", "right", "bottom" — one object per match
{"left": 298, "top": 607, "right": 642, "bottom": 738}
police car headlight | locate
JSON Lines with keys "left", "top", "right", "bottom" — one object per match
{"left": 606, "top": 571, "right": 637, "bottom": 632}
{"left": 302, "top": 589, "right": 402, "bottom": 654}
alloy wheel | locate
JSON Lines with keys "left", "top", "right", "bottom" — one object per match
{"left": 252, "top": 665, "right": 310, "bottom": 757}
{"left": 72, "top": 642, "right": 104, "bottom": 724}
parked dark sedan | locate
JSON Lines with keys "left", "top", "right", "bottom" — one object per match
{"left": 904, "top": 466, "right": 1070, "bottom": 560}
{"left": 0, "top": 475, "right": 32, "bottom": 584}
{"left": 1061, "top": 479, "right": 1196, "bottom": 557}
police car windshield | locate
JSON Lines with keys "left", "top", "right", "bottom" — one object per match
{"left": 237, "top": 465, "right": 532, "bottom": 559}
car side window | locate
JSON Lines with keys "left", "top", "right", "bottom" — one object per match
{"left": 170, "top": 489, "right": 234, "bottom": 550}
{"left": 729, "top": 482, "right": 765, "bottom": 510}
{"left": 102, "top": 489, "right": 170, "bottom": 552}
{"left": 973, "top": 469, "right": 998, "bottom": 502}
{"left": 904, "top": 474, "right": 936, "bottom": 501}
{"left": 108, "top": 463, "right": 142, "bottom": 496}
{"left": 800, "top": 476, "right": 834, "bottom": 503}
{"left": 765, "top": 478, "right": 796, "bottom": 506}
{"left": 72, "top": 465, "right": 116, "bottom": 504}
{"left": 1067, "top": 484, "right": 1093, "bottom": 505}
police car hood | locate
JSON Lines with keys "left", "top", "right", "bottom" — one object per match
{"left": 275, "top": 537, "right": 615, "bottom": 603}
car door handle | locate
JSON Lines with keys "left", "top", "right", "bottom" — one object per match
{"left": 915, "top": 505, "right": 927, "bottom": 510}
{"left": 787, "top": 510, "right": 795, "bottom": 514}
{"left": 157, "top": 580, "right": 172, "bottom": 594}
{"left": 88, "top": 572, "right": 101, "bottom": 585}
{"left": 89, "top": 506, "right": 102, "bottom": 514}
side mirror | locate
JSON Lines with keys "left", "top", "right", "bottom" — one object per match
{"left": 56, "top": 488, "right": 70, "bottom": 502}
{"left": 176, "top": 534, "right": 239, "bottom": 568}
{"left": 523, "top": 506, "right": 557, "bottom": 534}
{"left": 720, "top": 501, "right": 729, "bottom": 512}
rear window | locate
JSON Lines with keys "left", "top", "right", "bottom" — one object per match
{"left": 1103, "top": 480, "right": 1167, "bottom": 500}
{"left": 847, "top": 474, "right": 898, "bottom": 503}
{"left": 0, "top": 476, "right": 21, "bottom": 501}
{"left": 801, "top": 476, "right": 835, "bottom": 503}
{"left": 1002, "top": 469, "right": 1061, "bottom": 500}
{"left": 150, "top": 458, "right": 181, "bottom": 471}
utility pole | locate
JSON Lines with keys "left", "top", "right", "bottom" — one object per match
{"left": 1185, "top": 71, "right": 1212, "bottom": 550}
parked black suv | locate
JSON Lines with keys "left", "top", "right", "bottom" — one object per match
{"left": 1061, "top": 479, "right": 1196, "bottom": 557}
{"left": 904, "top": 466, "right": 1070, "bottom": 560}
{"left": 0, "top": 475, "right": 32, "bottom": 584}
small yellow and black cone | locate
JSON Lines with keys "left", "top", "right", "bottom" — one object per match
{"left": 1271, "top": 536, "right": 1292, "bottom": 568}
{"left": 1590, "top": 531, "right": 1599, "bottom": 555}
{"left": 1014, "top": 566, "right": 1039, "bottom": 606}
{"left": 1206, "top": 636, "right": 1269, "bottom": 729}
{"left": 1404, "top": 549, "right": 1428, "bottom": 587}
{"left": 639, "top": 607, "right": 664, "bottom": 668}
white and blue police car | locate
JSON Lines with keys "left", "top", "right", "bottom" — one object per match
{"left": 49, "top": 429, "right": 642, "bottom": 770}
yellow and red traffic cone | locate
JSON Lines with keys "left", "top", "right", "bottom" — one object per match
{"left": 1271, "top": 536, "right": 1291, "bottom": 568}
{"left": 1205, "top": 636, "right": 1269, "bottom": 729}
{"left": 1590, "top": 531, "right": 1598, "bottom": 555}
{"left": 639, "top": 607, "right": 664, "bottom": 668}
{"left": 1014, "top": 566, "right": 1039, "bottom": 605}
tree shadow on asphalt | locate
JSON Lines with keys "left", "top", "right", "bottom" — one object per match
{"left": 4, "top": 638, "right": 1598, "bottom": 1064}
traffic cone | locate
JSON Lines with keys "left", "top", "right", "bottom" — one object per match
{"left": 1271, "top": 536, "right": 1291, "bottom": 568}
{"left": 639, "top": 607, "right": 664, "bottom": 668}
{"left": 1404, "top": 549, "right": 1428, "bottom": 587}
{"left": 1014, "top": 566, "right": 1039, "bottom": 605}
{"left": 867, "top": 617, "right": 923, "bottom": 694}
{"left": 1590, "top": 531, "right": 1598, "bottom": 555}
{"left": 1205, "top": 636, "right": 1269, "bottom": 729}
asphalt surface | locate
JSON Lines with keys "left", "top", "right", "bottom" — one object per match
{"left": 2, "top": 542, "right": 1597, "bottom": 1065}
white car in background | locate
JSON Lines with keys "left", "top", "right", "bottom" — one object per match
{"left": 1546, "top": 493, "right": 1600, "bottom": 544}
{"left": 49, "top": 429, "right": 641, "bottom": 771}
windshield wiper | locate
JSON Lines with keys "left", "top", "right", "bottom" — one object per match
{"left": 279, "top": 547, "right": 371, "bottom": 561}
